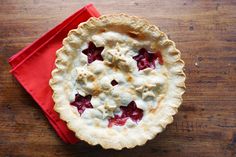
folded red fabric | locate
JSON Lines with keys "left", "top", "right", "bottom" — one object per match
{"left": 8, "top": 4, "right": 100, "bottom": 144}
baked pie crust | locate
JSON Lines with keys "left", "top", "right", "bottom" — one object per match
{"left": 49, "top": 14, "right": 186, "bottom": 150}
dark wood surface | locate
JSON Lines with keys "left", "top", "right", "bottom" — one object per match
{"left": 0, "top": 0, "right": 236, "bottom": 157}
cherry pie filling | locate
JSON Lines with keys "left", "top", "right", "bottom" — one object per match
{"left": 71, "top": 42, "right": 164, "bottom": 127}
{"left": 70, "top": 94, "right": 93, "bottom": 115}
{"left": 82, "top": 42, "right": 104, "bottom": 63}
{"left": 111, "top": 80, "right": 118, "bottom": 86}
{"left": 133, "top": 48, "right": 163, "bottom": 70}
{"left": 108, "top": 101, "right": 143, "bottom": 127}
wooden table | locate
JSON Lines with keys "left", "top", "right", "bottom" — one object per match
{"left": 0, "top": 0, "right": 235, "bottom": 156}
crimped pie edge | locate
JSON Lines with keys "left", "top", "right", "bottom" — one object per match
{"left": 49, "top": 14, "right": 186, "bottom": 150}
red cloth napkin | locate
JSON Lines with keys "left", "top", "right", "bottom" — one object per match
{"left": 8, "top": 4, "right": 100, "bottom": 144}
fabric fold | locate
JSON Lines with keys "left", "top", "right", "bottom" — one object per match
{"left": 8, "top": 4, "right": 100, "bottom": 144}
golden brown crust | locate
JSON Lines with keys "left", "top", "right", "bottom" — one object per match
{"left": 49, "top": 14, "right": 186, "bottom": 150}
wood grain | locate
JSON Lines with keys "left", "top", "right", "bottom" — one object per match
{"left": 0, "top": 0, "right": 236, "bottom": 157}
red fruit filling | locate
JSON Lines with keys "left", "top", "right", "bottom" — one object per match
{"left": 108, "top": 101, "right": 143, "bottom": 127}
{"left": 70, "top": 94, "right": 93, "bottom": 115}
{"left": 82, "top": 42, "right": 104, "bottom": 63}
{"left": 111, "top": 80, "right": 118, "bottom": 86}
{"left": 133, "top": 48, "right": 163, "bottom": 70}
{"left": 71, "top": 94, "right": 143, "bottom": 127}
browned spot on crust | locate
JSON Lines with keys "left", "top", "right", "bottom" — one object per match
{"left": 149, "top": 107, "right": 158, "bottom": 114}
{"left": 149, "top": 95, "right": 164, "bottom": 114}
{"left": 104, "top": 61, "right": 113, "bottom": 67}
{"left": 92, "top": 84, "right": 101, "bottom": 96}
{"left": 88, "top": 76, "right": 95, "bottom": 81}
{"left": 105, "top": 61, "right": 119, "bottom": 72}
{"left": 113, "top": 66, "right": 118, "bottom": 72}
{"left": 99, "top": 28, "right": 106, "bottom": 33}
{"left": 127, "top": 30, "right": 146, "bottom": 40}
{"left": 126, "top": 74, "right": 133, "bottom": 82}
{"left": 127, "top": 31, "right": 139, "bottom": 38}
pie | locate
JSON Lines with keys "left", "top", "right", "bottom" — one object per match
{"left": 49, "top": 14, "right": 185, "bottom": 150}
